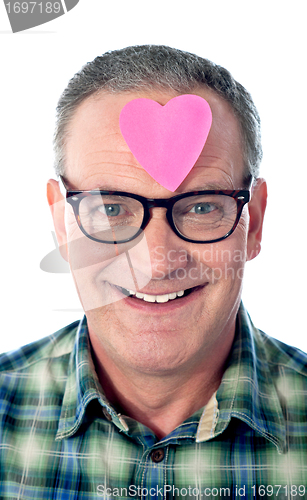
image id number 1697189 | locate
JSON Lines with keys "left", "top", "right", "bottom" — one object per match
{"left": 252, "top": 485, "right": 305, "bottom": 496}
{"left": 5, "top": 2, "right": 61, "bottom": 13}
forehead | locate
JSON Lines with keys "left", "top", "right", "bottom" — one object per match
{"left": 65, "top": 87, "right": 245, "bottom": 193}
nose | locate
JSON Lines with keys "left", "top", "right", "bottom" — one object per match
{"left": 144, "top": 207, "right": 188, "bottom": 280}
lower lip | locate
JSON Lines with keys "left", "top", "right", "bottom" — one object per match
{"left": 111, "top": 284, "right": 208, "bottom": 313}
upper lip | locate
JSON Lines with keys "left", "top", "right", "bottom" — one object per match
{"left": 113, "top": 283, "right": 206, "bottom": 295}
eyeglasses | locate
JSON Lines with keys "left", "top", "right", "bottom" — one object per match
{"left": 59, "top": 176, "right": 251, "bottom": 244}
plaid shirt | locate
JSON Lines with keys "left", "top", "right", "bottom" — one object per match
{"left": 1, "top": 303, "right": 307, "bottom": 500}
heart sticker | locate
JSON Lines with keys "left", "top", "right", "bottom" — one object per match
{"left": 119, "top": 95, "right": 212, "bottom": 192}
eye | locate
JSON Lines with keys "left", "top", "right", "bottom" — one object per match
{"left": 97, "top": 204, "right": 124, "bottom": 216}
{"left": 189, "top": 203, "right": 218, "bottom": 214}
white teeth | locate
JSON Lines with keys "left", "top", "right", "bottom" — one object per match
{"left": 143, "top": 294, "right": 156, "bottom": 303}
{"left": 123, "top": 288, "right": 187, "bottom": 303}
{"left": 156, "top": 294, "right": 170, "bottom": 303}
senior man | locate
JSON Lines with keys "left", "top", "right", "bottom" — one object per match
{"left": 1, "top": 45, "right": 307, "bottom": 499}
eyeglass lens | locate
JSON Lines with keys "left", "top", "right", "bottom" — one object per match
{"left": 77, "top": 193, "right": 239, "bottom": 243}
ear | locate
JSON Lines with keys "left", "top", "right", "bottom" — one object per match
{"left": 246, "top": 178, "right": 267, "bottom": 261}
{"left": 47, "top": 179, "right": 69, "bottom": 262}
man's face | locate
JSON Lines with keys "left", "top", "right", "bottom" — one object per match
{"left": 50, "top": 87, "right": 266, "bottom": 375}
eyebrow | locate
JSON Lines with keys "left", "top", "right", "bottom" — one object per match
{"left": 190, "top": 184, "right": 232, "bottom": 191}
{"left": 82, "top": 184, "right": 233, "bottom": 193}
{"left": 61, "top": 176, "right": 250, "bottom": 193}
{"left": 70, "top": 185, "right": 236, "bottom": 194}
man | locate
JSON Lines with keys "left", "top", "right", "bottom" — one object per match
{"left": 0, "top": 45, "right": 306, "bottom": 499}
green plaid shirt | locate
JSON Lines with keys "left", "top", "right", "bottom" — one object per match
{"left": 1, "top": 303, "right": 307, "bottom": 500}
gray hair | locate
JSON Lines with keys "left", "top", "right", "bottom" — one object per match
{"left": 54, "top": 44, "right": 262, "bottom": 181}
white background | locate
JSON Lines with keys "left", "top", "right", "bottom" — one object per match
{"left": 0, "top": 0, "right": 306, "bottom": 352}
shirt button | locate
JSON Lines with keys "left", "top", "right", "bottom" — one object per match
{"left": 150, "top": 448, "right": 165, "bottom": 463}
{"left": 102, "top": 407, "right": 112, "bottom": 421}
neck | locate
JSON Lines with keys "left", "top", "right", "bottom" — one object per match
{"left": 90, "top": 331, "right": 234, "bottom": 440}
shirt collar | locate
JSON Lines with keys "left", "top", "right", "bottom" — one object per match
{"left": 56, "top": 304, "right": 287, "bottom": 452}
{"left": 196, "top": 303, "right": 287, "bottom": 453}
{"left": 55, "top": 316, "right": 128, "bottom": 441}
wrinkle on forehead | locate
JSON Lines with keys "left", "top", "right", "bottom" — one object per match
{"left": 65, "top": 88, "right": 245, "bottom": 194}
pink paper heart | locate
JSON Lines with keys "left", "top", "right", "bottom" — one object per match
{"left": 119, "top": 95, "right": 212, "bottom": 191}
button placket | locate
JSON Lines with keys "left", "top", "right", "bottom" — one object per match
{"left": 102, "top": 407, "right": 112, "bottom": 421}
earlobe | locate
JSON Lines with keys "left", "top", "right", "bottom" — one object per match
{"left": 47, "top": 179, "right": 69, "bottom": 262}
{"left": 246, "top": 178, "right": 267, "bottom": 261}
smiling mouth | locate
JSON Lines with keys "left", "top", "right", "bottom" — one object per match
{"left": 114, "top": 285, "right": 201, "bottom": 303}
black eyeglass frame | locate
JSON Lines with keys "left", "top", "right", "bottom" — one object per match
{"left": 59, "top": 176, "right": 251, "bottom": 245}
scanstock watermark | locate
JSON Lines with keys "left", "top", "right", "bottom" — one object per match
{"left": 97, "top": 484, "right": 306, "bottom": 498}
{"left": 3, "top": 0, "right": 79, "bottom": 32}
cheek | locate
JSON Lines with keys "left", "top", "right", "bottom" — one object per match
{"left": 64, "top": 213, "right": 153, "bottom": 311}
{"left": 197, "top": 225, "right": 248, "bottom": 285}
{"left": 67, "top": 232, "right": 120, "bottom": 272}
{"left": 65, "top": 206, "right": 122, "bottom": 271}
